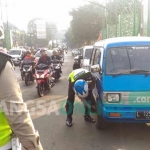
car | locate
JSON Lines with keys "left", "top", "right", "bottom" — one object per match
{"left": 73, "top": 46, "right": 93, "bottom": 70}
{"left": 89, "top": 37, "right": 150, "bottom": 130}
{"left": 34, "top": 50, "right": 53, "bottom": 64}
{"left": 81, "top": 45, "right": 93, "bottom": 70}
{"left": 72, "top": 49, "right": 79, "bottom": 56}
{"left": 8, "top": 49, "right": 26, "bottom": 65}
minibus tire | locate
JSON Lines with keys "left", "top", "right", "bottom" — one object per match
{"left": 96, "top": 101, "right": 107, "bottom": 130}
{"left": 96, "top": 114, "right": 106, "bottom": 130}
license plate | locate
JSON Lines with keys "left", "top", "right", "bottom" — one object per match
{"left": 136, "top": 111, "right": 150, "bottom": 120}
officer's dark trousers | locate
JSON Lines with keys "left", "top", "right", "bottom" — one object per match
{"left": 65, "top": 81, "right": 96, "bottom": 118}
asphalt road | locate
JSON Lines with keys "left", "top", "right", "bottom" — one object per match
{"left": 16, "top": 51, "right": 150, "bottom": 150}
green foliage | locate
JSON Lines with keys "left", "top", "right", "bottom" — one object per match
{"left": 66, "top": 4, "right": 102, "bottom": 47}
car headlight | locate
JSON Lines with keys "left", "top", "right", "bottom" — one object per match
{"left": 107, "top": 93, "right": 120, "bottom": 103}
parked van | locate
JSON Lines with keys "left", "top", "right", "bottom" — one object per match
{"left": 73, "top": 45, "right": 93, "bottom": 70}
{"left": 90, "top": 37, "right": 150, "bottom": 129}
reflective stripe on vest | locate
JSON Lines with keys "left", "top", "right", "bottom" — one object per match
{"left": 0, "top": 110, "right": 12, "bottom": 147}
{"left": 69, "top": 69, "right": 89, "bottom": 82}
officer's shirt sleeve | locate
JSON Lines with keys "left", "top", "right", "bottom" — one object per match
{"left": 0, "top": 62, "right": 43, "bottom": 150}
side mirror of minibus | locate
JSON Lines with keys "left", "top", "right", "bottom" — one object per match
{"left": 91, "top": 64, "right": 101, "bottom": 73}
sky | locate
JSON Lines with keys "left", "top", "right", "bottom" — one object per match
{"left": 0, "top": 0, "right": 88, "bottom": 31}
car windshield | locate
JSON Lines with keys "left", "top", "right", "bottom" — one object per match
{"left": 35, "top": 51, "right": 41, "bottom": 57}
{"left": 84, "top": 49, "right": 92, "bottom": 59}
{"left": 8, "top": 50, "right": 21, "bottom": 55}
{"left": 106, "top": 46, "right": 150, "bottom": 75}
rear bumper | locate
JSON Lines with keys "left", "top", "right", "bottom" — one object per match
{"left": 99, "top": 104, "right": 150, "bottom": 123}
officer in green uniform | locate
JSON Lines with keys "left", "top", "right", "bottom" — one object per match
{"left": 66, "top": 68, "right": 96, "bottom": 127}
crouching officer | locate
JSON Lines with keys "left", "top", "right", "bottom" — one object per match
{"left": 0, "top": 51, "right": 43, "bottom": 150}
{"left": 66, "top": 68, "right": 96, "bottom": 127}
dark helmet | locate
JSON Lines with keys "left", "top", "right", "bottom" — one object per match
{"left": 40, "top": 49, "right": 47, "bottom": 53}
{"left": 26, "top": 50, "right": 31, "bottom": 54}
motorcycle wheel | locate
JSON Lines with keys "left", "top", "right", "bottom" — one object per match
{"left": 22, "top": 76, "right": 25, "bottom": 81}
{"left": 25, "top": 75, "right": 29, "bottom": 86}
{"left": 37, "top": 84, "right": 44, "bottom": 97}
{"left": 21, "top": 72, "right": 25, "bottom": 80}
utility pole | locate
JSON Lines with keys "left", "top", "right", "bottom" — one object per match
{"left": 0, "top": 0, "right": 2, "bottom": 20}
{"left": 147, "top": 0, "right": 150, "bottom": 36}
{"left": 5, "top": 2, "right": 8, "bottom": 30}
{"left": 133, "top": 0, "right": 136, "bottom": 36}
{"left": 140, "top": 1, "right": 144, "bottom": 36}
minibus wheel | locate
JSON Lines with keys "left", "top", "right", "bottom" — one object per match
{"left": 96, "top": 101, "right": 107, "bottom": 130}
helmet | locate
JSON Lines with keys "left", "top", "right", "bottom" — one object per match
{"left": 53, "top": 49, "right": 58, "bottom": 55}
{"left": 74, "top": 79, "right": 89, "bottom": 98}
{"left": 40, "top": 49, "right": 47, "bottom": 56}
{"left": 40, "top": 49, "right": 47, "bottom": 53}
{"left": 26, "top": 50, "right": 31, "bottom": 54}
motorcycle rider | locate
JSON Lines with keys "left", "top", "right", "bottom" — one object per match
{"left": 51, "top": 49, "right": 62, "bottom": 76}
{"left": 0, "top": 51, "right": 43, "bottom": 150}
{"left": 23, "top": 50, "right": 34, "bottom": 60}
{"left": 37, "top": 49, "right": 53, "bottom": 89}
{"left": 66, "top": 68, "right": 96, "bottom": 127}
{"left": 22, "top": 50, "right": 35, "bottom": 80}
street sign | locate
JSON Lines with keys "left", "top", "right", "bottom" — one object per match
{"left": 36, "top": 20, "right": 46, "bottom": 39}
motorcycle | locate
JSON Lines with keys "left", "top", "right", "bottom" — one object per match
{"left": 19, "top": 59, "right": 25, "bottom": 80}
{"left": 35, "top": 63, "right": 55, "bottom": 97}
{"left": 52, "top": 59, "right": 62, "bottom": 82}
{"left": 22, "top": 60, "right": 35, "bottom": 86}
{"left": 60, "top": 55, "right": 64, "bottom": 65}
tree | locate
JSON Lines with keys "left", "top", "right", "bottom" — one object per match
{"left": 66, "top": 4, "right": 103, "bottom": 47}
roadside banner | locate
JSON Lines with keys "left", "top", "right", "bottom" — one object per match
{"left": 36, "top": 20, "right": 46, "bottom": 39}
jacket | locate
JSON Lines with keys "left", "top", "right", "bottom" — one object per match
{"left": 69, "top": 68, "right": 96, "bottom": 90}
{"left": 51, "top": 55, "right": 61, "bottom": 60}
{"left": 0, "top": 53, "right": 43, "bottom": 150}
{"left": 37, "top": 55, "right": 51, "bottom": 66}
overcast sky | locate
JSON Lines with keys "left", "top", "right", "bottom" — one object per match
{"left": 0, "top": 0, "right": 88, "bottom": 31}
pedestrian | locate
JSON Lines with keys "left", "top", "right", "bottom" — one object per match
{"left": 0, "top": 51, "right": 43, "bottom": 150}
{"left": 66, "top": 68, "right": 96, "bottom": 127}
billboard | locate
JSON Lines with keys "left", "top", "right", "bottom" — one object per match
{"left": 36, "top": 20, "right": 46, "bottom": 39}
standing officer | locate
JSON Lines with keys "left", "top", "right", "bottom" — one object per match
{"left": 0, "top": 51, "right": 43, "bottom": 150}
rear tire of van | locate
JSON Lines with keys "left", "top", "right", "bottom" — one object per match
{"left": 96, "top": 101, "right": 107, "bottom": 130}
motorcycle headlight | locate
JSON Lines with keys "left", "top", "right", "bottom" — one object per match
{"left": 107, "top": 93, "right": 120, "bottom": 103}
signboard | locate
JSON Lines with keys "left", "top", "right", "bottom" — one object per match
{"left": 0, "top": 20, "right": 4, "bottom": 39}
{"left": 36, "top": 20, "right": 46, "bottom": 39}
